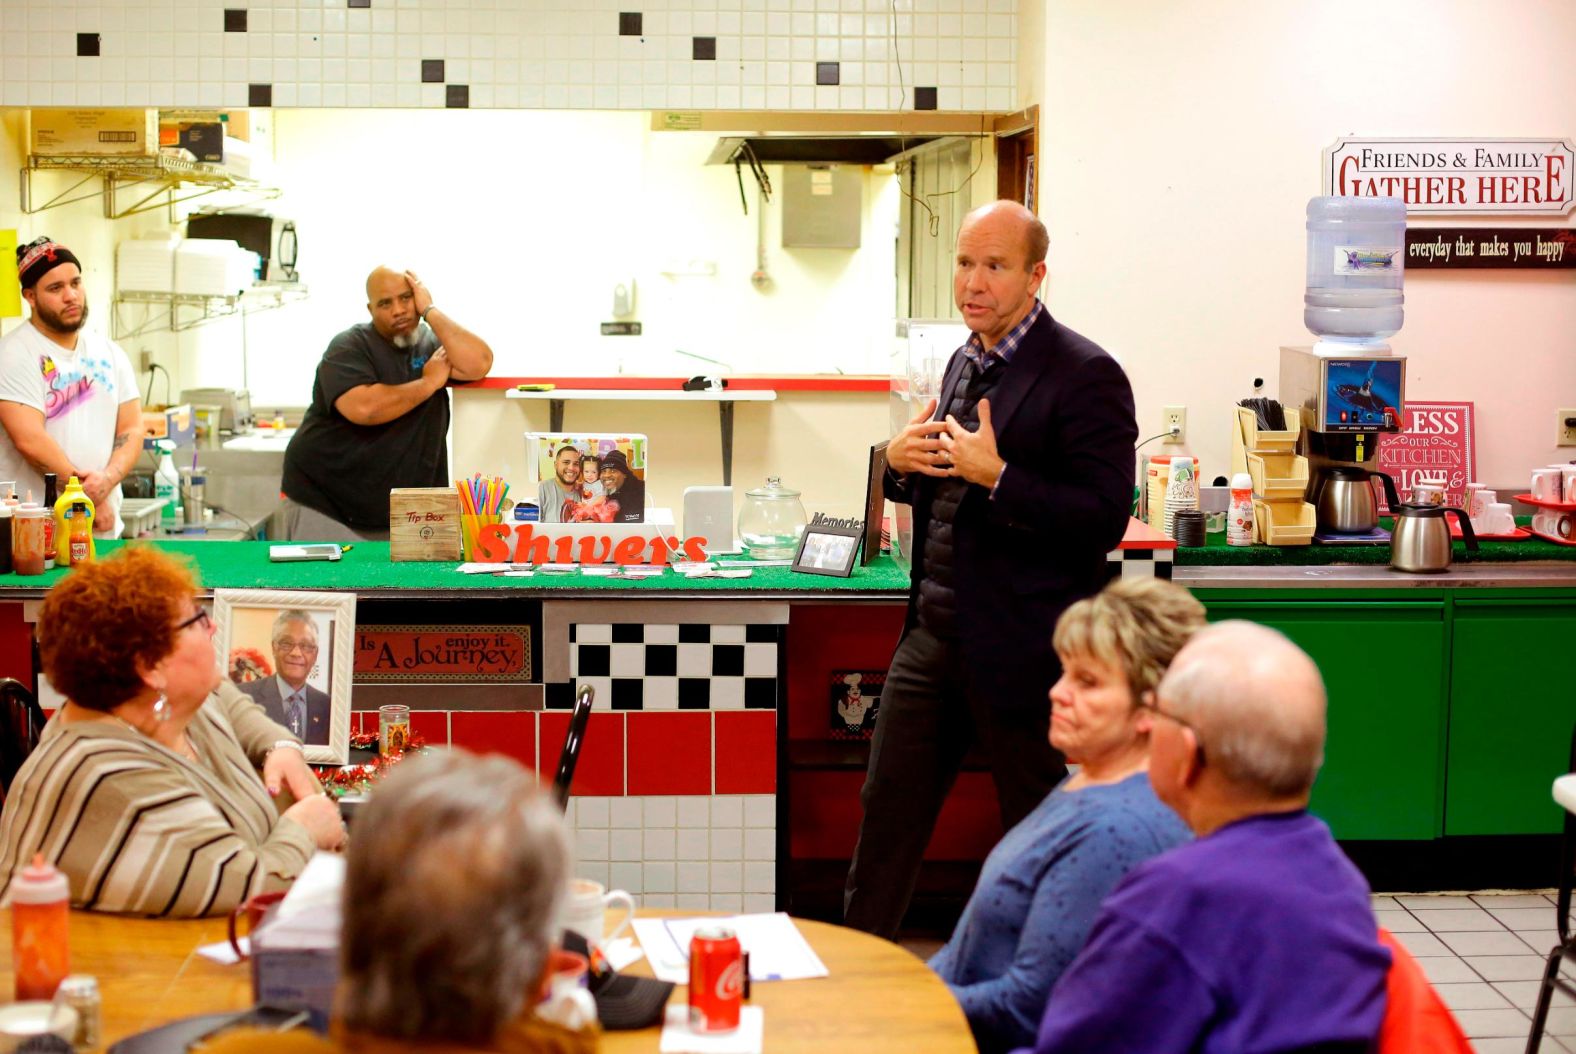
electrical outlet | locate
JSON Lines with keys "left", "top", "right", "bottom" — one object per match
{"left": 1559, "top": 408, "right": 1576, "bottom": 447}
{"left": 139, "top": 350, "right": 153, "bottom": 372}
{"left": 1162, "top": 405, "right": 1186, "bottom": 445}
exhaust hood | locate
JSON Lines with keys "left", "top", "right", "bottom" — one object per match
{"left": 706, "top": 135, "right": 940, "bottom": 166}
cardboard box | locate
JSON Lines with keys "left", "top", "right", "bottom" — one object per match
{"left": 221, "top": 109, "right": 250, "bottom": 142}
{"left": 159, "top": 113, "right": 224, "bottom": 163}
{"left": 30, "top": 109, "right": 158, "bottom": 156}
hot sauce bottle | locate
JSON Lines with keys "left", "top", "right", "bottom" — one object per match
{"left": 12, "top": 853, "right": 70, "bottom": 1000}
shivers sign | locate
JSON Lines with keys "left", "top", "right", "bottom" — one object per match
{"left": 473, "top": 523, "right": 709, "bottom": 565}
{"left": 1325, "top": 138, "right": 1575, "bottom": 214}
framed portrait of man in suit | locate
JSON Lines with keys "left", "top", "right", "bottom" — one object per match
{"left": 214, "top": 589, "right": 357, "bottom": 764}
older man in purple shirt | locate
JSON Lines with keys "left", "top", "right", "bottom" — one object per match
{"left": 1018, "top": 622, "right": 1391, "bottom": 1054}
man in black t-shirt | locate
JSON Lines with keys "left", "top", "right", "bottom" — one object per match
{"left": 279, "top": 267, "right": 494, "bottom": 540}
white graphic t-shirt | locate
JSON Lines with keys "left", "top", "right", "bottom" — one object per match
{"left": 0, "top": 323, "right": 138, "bottom": 537}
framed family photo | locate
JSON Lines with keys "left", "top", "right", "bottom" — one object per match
{"left": 214, "top": 589, "right": 357, "bottom": 764}
{"left": 792, "top": 523, "right": 862, "bottom": 578}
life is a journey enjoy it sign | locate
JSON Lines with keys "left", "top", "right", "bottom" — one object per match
{"left": 1324, "top": 138, "right": 1575, "bottom": 214}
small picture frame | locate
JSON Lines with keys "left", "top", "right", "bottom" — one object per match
{"left": 830, "top": 669, "right": 884, "bottom": 740}
{"left": 863, "top": 441, "right": 888, "bottom": 566}
{"left": 213, "top": 589, "right": 357, "bottom": 764}
{"left": 791, "top": 523, "right": 862, "bottom": 578}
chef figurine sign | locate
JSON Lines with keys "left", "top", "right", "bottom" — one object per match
{"left": 831, "top": 671, "right": 883, "bottom": 740}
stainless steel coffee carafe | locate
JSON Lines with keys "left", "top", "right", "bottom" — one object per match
{"left": 1390, "top": 504, "right": 1478, "bottom": 573}
{"left": 1316, "top": 467, "right": 1401, "bottom": 534}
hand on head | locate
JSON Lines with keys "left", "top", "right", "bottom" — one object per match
{"left": 403, "top": 270, "right": 433, "bottom": 318}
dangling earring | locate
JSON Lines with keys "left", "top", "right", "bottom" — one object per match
{"left": 152, "top": 693, "right": 172, "bottom": 723}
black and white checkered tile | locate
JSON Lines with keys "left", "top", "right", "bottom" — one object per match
{"left": 547, "top": 623, "right": 781, "bottom": 710}
{"left": 1106, "top": 548, "right": 1174, "bottom": 581}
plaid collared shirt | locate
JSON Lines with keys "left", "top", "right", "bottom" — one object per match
{"left": 959, "top": 298, "right": 1043, "bottom": 371}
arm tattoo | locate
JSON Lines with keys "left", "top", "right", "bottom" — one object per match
{"left": 112, "top": 431, "right": 131, "bottom": 450}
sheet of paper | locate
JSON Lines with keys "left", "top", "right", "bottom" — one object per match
{"left": 716, "top": 559, "right": 791, "bottom": 567}
{"left": 659, "top": 1005, "right": 763, "bottom": 1054}
{"left": 631, "top": 913, "right": 828, "bottom": 985}
{"left": 457, "top": 562, "right": 512, "bottom": 574}
{"left": 197, "top": 937, "right": 246, "bottom": 965}
{"left": 602, "top": 936, "right": 644, "bottom": 972}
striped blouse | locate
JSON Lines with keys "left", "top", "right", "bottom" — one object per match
{"left": 0, "top": 680, "right": 316, "bottom": 918}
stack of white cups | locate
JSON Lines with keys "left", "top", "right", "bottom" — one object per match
{"left": 1466, "top": 483, "right": 1514, "bottom": 536}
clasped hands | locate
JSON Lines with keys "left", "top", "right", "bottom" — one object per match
{"left": 887, "top": 397, "right": 1005, "bottom": 488}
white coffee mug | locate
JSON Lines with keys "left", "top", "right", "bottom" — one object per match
{"left": 1531, "top": 468, "right": 1563, "bottom": 503}
{"left": 1411, "top": 483, "right": 1445, "bottom": 507}
{"left": 1534, "top": 510, "right": 1575, "bottom": 540}
{"left": 1482, "top": 503, "right": 1517, "bottom": 536}
{"left": 1467, "top": 487, "right": 1496, "bottom": 522}
{"left": 1561, "top": 467, "right": 1576, "bottom": 505}
{"left": 560, "top": 878, "right": 635, "bottom": 949}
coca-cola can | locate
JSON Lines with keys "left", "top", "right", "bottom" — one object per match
{"left": 688, "top": 925, "right": 744, "bottom": 1032}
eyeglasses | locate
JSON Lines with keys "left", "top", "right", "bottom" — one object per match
{"left": 274, "top": 638, "right": 319, "bottom": 655}
{"left": 1137, "top": 698, "right": 1207, "bottom": 766}
{"left": 174, "top": 608, "right": 212, "bottom": 633}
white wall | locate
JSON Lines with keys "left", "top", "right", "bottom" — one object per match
{"left": 201, "top": 109, "right": 901, "bottom": 406}
{"left": 1041, "top": 0, "right": 1576, "bottom": 488}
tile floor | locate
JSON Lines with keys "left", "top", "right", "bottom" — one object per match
{"left": 899, "top": 892, "right": 1574, "bottom": 1051}
{"left": 1378, "top": 891, "right": 1572, "bottom": 1051}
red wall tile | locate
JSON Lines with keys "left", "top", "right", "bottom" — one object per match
{"left": 627, "top": 712, "right": 711, "bottom": 795}
{"left": 452, "top": 711, "right": 537, "bottom": 771}
{"left": 785, "top": 605, "right": 905, "bottom": 740}
{"left": 0, "top": 605, "right": 33, "bottom": 685}
{"left": 410, "top": 710, "right": 449, "bottom": 745}
{"left": 715, "top": 712, "right": 776, "bottom": 794}
{"left": 540, "top": 712, "right": 624, "bottom": 796}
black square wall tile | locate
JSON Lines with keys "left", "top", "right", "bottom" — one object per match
{"left": 915, "top": 86, "right": 938, "bottom": 111}
{"left": 679, "top": 624, "right": 710, "bottom": 644}
{"left": 816, "top": 61, "right": 840, "bottom": 86}
{"left": 745, "top": 624, "right": 778, "bottom": 643}
{"left": 445, "top": 84, "right": 469, "bottom": 108}
{"left": 248, "top": 83, "right": 272, "bottom": 107}
{"left": 568, "top": 624, "right": 577, "bottom": 643}
{"left": 678, "top": 678, "right": 711, "bottom": 710}
{"left": 577, "top": 644, "right": 610, "bottom": 677}
{"left": 645, "top": 645, "right": 677, "bottom": 676}
{"left": 76, "top": 34, "right": 101, "bottom": 57}
{"left": 224, "top": 9, "right": 248, "bottom": 32}
{"left": 745, "top": 677, "right": 777, "bottom": 710}
{"left": 619, "top": 12, "right": 643, "bottom": 36}
{"left": 421, "top": 59, "right": 444, "bottom": 83}
{"left": 545, "top": 681, "right": 574, "bottom": 710}
{"left": 712, "top": 645, "right": 744, "bottom": 677}
{"left": 611, "top": 678, "right": 644, "bottom": 711}
{"left": 612, "top": 623, "right": 644, "bottom": 643}
{"left": 693, "top": 36, "right": 716, "bottom": 60}
{"left": 348, "top": 0, "right": 371, "bottom": 7}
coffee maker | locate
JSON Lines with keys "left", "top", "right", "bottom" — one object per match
{"left": 1279, "top": 346, "right": 1407, "bottom": 540}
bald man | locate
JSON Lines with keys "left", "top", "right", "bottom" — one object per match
{"left": 1022, "top": 623, "right": 1391, "bottom": 1054}
{"left": 280, "top": 268, "right": 494, "bottom": 540}
{"left": 845, "top": 201, "right": 1138, "bottom": 938}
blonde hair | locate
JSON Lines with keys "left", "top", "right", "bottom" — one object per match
{"left": 1052, "top": 577, "right": 1207, "bottom": 700}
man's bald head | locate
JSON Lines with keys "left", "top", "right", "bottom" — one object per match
{"left": 960, "top": 200, "right": 1049, "bottom": 270}
{"left": 1159, "top": 621, "right": 1327, "bottom": 798}
{"left": 366, "top": 266, "right": 406, "bottom": 302}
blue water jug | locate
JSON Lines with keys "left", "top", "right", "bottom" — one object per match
{"left": 1304, "top": 196, "right": 1405, "bottom": 344}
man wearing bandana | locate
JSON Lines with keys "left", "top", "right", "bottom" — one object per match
{"left": 0, "top": 237, "right": 142, "bottom": 537}
{"left": 280, "top": 267, "right": 494, "bottom": 540}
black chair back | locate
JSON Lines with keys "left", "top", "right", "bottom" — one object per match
{"left": 0, "top": 677, "right": 47, "bottom": 795}
{"left": 551, "top": 685, "right": 595, "bottom": 811}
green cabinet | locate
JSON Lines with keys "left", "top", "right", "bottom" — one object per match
{"left": 1445, "top": 599, "right": 1576, "bottom": 836}
{"left": 1197, "top": 600, "right": 1448, "bottom": 840}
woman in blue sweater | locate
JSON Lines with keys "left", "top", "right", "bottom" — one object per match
{"left": 928, "top": 577, "right": 1204, "bottom": 1052}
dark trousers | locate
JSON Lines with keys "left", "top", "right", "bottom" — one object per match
{"left": 843, "top": 623, "right": 1065, "bottom": 939}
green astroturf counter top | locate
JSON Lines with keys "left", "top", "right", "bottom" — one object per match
{"left": 1173, "top": 518, "right": 1576, "bottom": 567}
{"left": 0, "top": 541, "right": 915, "bottom": 598}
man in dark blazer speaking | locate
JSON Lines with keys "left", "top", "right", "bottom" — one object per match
{"left": 843, "top": 201, "right": 1138, "bottom": 939}
{"left": 241, "top": 609, "right": 332, "bottom": 745}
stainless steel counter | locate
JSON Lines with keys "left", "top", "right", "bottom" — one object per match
{"left": 1175, "top": 562, "right": 1576, "bottom": 589}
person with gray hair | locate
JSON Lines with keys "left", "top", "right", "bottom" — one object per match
{"left": 239, "top": 609, "right": 331, "bottom": 744}
{"left": 1020, "top": 621, "right": 1392, "bottom": 1054}
{"left": 203, "top": 748, "right": 597, "bottom": 1054}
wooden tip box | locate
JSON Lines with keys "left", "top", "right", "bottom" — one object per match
{"left": 389, "top": 488, "right": 462, "bottom": 561}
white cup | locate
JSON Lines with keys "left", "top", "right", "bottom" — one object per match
{"left": 1478, "top": 502, "right": 1516, "bottom": 536}
{"left": 1411, "top": 483, "right": 1445, "bottom": 507}
{"left": 560, "top": 878, "right": 635, "bottom": 949}
{"left": 1534, "top": 510, "right": 1575, "bottom": 540}
{"left": 1561, "top": 467, "right": 1576, "bottom": 505}
{"left": 1467, "top": 487, "right": 1496, "bottom": 522}
{"left": 1531, "top": 468, "right": 1564, "bottom": 503}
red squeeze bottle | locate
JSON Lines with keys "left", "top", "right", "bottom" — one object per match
{"left": 12, "top": 853, "right": 70, "bottom": 1000}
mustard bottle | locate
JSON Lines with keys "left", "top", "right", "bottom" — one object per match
{"left": 53, "top": 477, "right": 95, "bottom": 566}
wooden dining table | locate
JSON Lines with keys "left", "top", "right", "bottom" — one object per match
{"left": 0, "top": 909, "right": 975, "bottom": 1053}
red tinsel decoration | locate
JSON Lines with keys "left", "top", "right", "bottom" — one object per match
{"left": 311, "top": 731, "right": 428, "bottom": 799}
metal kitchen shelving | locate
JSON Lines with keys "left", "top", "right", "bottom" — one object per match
{"left": 20, "top": 153, "right": 281, "bottom": 219}
{"left": 112, "top": 284, "right": 309, "bottom": 336}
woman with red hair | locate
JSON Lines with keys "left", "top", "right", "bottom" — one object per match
{"left": 0, "top": 546, "right": 345, "bottom": 916}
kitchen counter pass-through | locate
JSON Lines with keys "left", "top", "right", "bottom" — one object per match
{"left": 1, "top": 539, "right": 1572, "bottom": 918}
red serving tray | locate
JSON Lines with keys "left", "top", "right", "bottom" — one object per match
{"left": 1451, "top": 524, "right": 1530, "bottom": 541}
{"left": 1515, "top": 493, "right": 1576, "bottom": 511}
{"left": 1530, "top": 528, "right": 1576, "bottom": 547}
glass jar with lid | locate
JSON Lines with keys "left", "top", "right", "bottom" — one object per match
{"left": 738, "top": 477, "right": 808, "bottom": 560}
